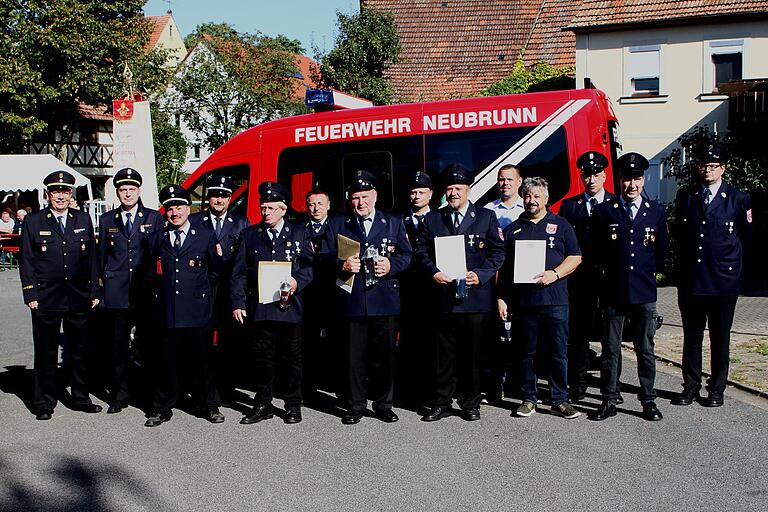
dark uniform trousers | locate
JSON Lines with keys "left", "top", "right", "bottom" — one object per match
{"left": 333, "top": 211, "right": 412, "bottom": 413}
{"left": 230, "top": 221, "right": 314, "bottom": 409}
{"left": 99, "top": 204, "right": 163, "bottom": 405}
{"left": 21, "top": 208, "right": 100, "bottom": 411}
{"left": 32, "top": 310, "right": 90, "bottom": 408}
{"left": 346, "top": 316, "right": 396, "bottom": 414}
{"left": 674, "top": 183, "right": 751, "bottom": 397}
{"left": 593, "top": 198, "right": 668, "bottom": 404}
{"left": 559, "top": 192, "right": 615, "bottom": 396}
{"left": 190, "top": 210, "right": 249, "bottom": 402}
{"left": 416, "top": 203, "right": 505, "bottom": 411}
{"left": 146, "top": 227, "right": 221, "bottom": 414}
{"left": 397, "top": 213, "right": 435, "bottom": 406}
{"left": 302, "top": 215, "right": 344, "bottom": 396}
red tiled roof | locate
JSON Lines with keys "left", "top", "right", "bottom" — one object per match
{"left": 146, "top": 13, "right": 171, "bottom": 50}
{"left": 293, "top": 54, "right": 320, "bottom": 100}
{"left": 567, "top": 0, "right": 768, "bottom": 31}
{"left": 364, "top": 0, "right": 578, "bottom": 102}
{"left": 77, "top": 103, "right": 112, "bottom": 121}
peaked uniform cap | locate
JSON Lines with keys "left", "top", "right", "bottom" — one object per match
{"left": 44, "top": 170, "right": 76, "bottom": 189}
{"left": 113, "top": 167, "right": 142, "bottom": 188}
{"left": 258, "top": 181, "right": 291, "bottom": 203}
{"left": 616, "top": 152, "right": 649, "bottom": 179}
{"left": 159, "top": 184, "right": 191, "bottom": 207}
{"left": 347, "top": 170, "right": 377, "bottom": 193}
{"left": 575, "top": 151, "right": 609, "bottom": 176}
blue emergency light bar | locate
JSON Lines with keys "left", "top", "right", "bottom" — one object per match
{"left": 305, "top": 89, "right": 335, "bottom": 110}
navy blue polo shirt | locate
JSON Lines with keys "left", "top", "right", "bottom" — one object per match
{"left": 501, "top": 211, "right": 581, "bottom": 306}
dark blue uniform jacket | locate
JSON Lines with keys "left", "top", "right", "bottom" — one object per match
{"left": 592, "top": 198, "right": 668, "bottom": 306}
{"left": 21, "top": 208, "right": 100, "bottom": 312}
{"left": 146, "top": 225, "right": 220, "bottom": 329}
{"left": 674, "top": 183, "right": 752, "bottom": 296}
{"left": 231, "top": 221, "right": 313, "bottom": 325}
{"left": 334, "top": 211, "right": 412, "bottom": 317}
{"left": 98, "top": 204, "right": 163, "bottom": 309}
{"left": 416, "top": 202, "right": 505, "bottom": 314}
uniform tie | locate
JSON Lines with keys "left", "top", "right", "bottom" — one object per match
{"left": 173, "top": 229, "right": 183, "bottom": 253}
{"left": 453, "top": 211, "right": 461, "bottom": 231}
{"left": 414, "top": 214, "right": 424, "bottom": 228}
{"left": 125, "top": 212, "right": 133, "bottom": 234}
{"left": 57, "top": 216, "right": 65, "bottom": 234}
{"left": 624, "top": 201, "right": 634, "bottom": 221}
{"left": 703, "top": 188, "right": 712, "bottom": 209}
{"left": 269, "top": 228, "right": 279, "bottom": 246}
{"left": 313, "top": 222, "right": 322, "bottom": 234}
{"left": 214, "top": 216, "right": 222, "bottom": 237}
{"left": 589, "top": 198, "right": 598, "bottom": 216}
{"left": 359, "top": 216, "right": 371, "bottom": 238}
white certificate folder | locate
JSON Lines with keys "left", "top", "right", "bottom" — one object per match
{"left": 258, "top": 261, "right": 292, "bottom": 303}
{"left": 435, "top": 235, "right": 467, "bottom": 280}
{"left": 513, "top": 240, "right": 546, "bottom": 283}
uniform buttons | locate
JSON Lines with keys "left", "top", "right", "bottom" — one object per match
{"left": 175, "top": 290, "right": 179, "bottom": 294}
{"left": 64, "top": 277, "right": 68, "bottom": 281}
{"left": 128, "top": 258, "right": 132, "bottom": 262}
{"left": 175, "top": 258, "right": 179, "bottom": 262}
{"left": 698, "top": 246, "right": 702, "bottom": 250}
{"left": 729, "top": 266, "right": 733, "bottom": 270}
{"left": 63, "top": 252, "right": 67, "bottom": 256}
{"left": 62, "top": 241, "right": 66, "bottom": 245}
{"left": 629, "top": 229, "right": 634, "bottom": 234}
{"left": 202, "top": 293, "right": 206, "bottom": 297}
{"left": 630, "top": 253, "right": 634, "bottom": 257}
{"left": 175, "top": 279, "right": 179, "bottom": 283}
{"left": 272, "top": 250, "right": 276, "bottom": 254}
{"left": 702, "top": 221, "right": 706, "bottom": 225}
{"left": 64, "top": 264, "right": 67, "bottom": 268}
{"left": 697, "top": 259, "right": 701, "bottom": 263}
{"left": 129, "top": 268, "right": 133, "bottom": 272}
{"left": 175, "top": 269, "right": 179, "bottom": 273}
{"left": 630, "top": 241, "right": 634, "bottom": 246}
{"left": 630, "top": 266, "right": 634, "bottom": 270}
{"left": 700, "top": 234, "right": 704, "bottom": 238}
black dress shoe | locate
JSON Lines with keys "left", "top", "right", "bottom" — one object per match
{"left": 463, "top": 408, "right": 480, "bottom": 421}
{"left": 205, "top": 407, "right": 225, "bottom": 423}
{"left": 702, "top": 395, "right": 724, "bottom": 407}
{"left": 421, "top": 406, "right": 451, "bottom": 422}
{"left": 590, "top": 401, "right": 617, "bottom": 421}
{"left": 341, "top": 410, "right": 363, "bottom": 425}
{"left": 374, "top": 409, "right": 399, "bottom": 423}
{"left": 285, "top": 408, "right": 302, "bottom": 424}
{"left": 616, "top": 394, "right": 624, "bottom": 405}
{"left": 35, "top": 410, "right": 53, "bottom": 421}
{"left": 240, "top": 404, "right": 273, "bottom": 424}
{"left": 144, "top": 411, "right": 172, "bottom": 427}
{"left": 642, "top": 402, "right": 663, "bottom": 421}
{"left": 107, "top": 403, "right": 127, "bottom": 414}
{"left": 671, "top": 389, "right": 700, "bottom": 406}
{"left": 74, "top": 403, "right": 103, "bottom": 414}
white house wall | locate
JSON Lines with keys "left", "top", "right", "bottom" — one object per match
{"left": 575, "top": 20, "right": 768, "bottom": 202}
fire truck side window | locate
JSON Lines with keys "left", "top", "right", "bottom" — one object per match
{"left": 277, "top": 136, "right": 422, "bottom": 216}
{"left": 424, "top": 126, "right": 570, "bottom": 207}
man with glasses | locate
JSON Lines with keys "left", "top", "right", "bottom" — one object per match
{"left": 20, "top": 171, "right": 101, "bottom": 420}
{"left": 559, "top": 152, "right": 616, "bottom": 401}
{"left": 672, "top": 146, "right": 752, "bottom": 408}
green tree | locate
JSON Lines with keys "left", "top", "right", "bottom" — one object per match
{"left": 151, "top": 105, "right": 187, "bottom": 189}
{"left": 481, "top": 59, "right": 575, "bottom": 96}
{"left": 164, "top": 32, "right": 305, "bottom": 152}
{"left": 183, "top": 22, "right": 239, "bottom": 48}
{"left": 0, "top": 1, "right": 169, "bottom": 152}
{"left": 317, "top": 7, "right": 401, "bottom": 105}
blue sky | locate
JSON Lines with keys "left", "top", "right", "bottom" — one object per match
{"left": 143, "top": 0, "right": 360, "bottom": 55}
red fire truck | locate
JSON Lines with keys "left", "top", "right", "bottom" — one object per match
{"left": 182, "top": 88, "right": 621, "bottom": 220}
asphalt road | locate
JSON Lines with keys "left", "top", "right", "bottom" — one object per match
{"left": 0, "top": 270, "right": 766, "bottom": 512}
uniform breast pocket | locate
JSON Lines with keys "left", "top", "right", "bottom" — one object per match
{"left": 78, "top": 236, "right": 90, "bottom": 252}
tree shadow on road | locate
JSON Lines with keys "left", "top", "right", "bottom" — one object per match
{"left": 0, "top": 453, "right": 176, "bottom": 512}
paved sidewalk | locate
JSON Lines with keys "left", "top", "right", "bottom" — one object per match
{"left": 647, "top": 287, "right": 768, "bottom": 394}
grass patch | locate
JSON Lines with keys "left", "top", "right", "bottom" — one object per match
{"left": 754, "top": 342, "right": 768, "bottom": 357}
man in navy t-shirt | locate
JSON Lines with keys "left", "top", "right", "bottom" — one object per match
{"left": 498, "top": 177, "right": 582, "bottom": 419}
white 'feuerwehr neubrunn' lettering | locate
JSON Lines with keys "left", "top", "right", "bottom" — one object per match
{"left": 293, "top": 106, "right": 537, "bottom": 143}
{"left": 422, "top": 107, "right": 537, "bottom": 132}
{"left": 295, "top": 117, "right": 412, "bottom": 143}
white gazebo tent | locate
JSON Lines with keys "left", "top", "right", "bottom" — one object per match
{"left": 0, "top": 154, "right": 93, "bottom": 210}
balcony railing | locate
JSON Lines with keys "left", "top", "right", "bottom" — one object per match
{"left": 28, "top": 142, "right": 114, "bottom": 169}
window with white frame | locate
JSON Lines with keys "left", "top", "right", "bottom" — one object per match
{"left": 705, "top": 39, "right": 743, "bottom": 93}
{"left": 626, "top": 45, "right": 660, "bottom": 96}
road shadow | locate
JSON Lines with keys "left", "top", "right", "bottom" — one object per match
{"left": 0, "top": 452, "right": 176, "bottom": 512}
{"left": 0, "top": 365, "right": 35, "bottom": 413}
